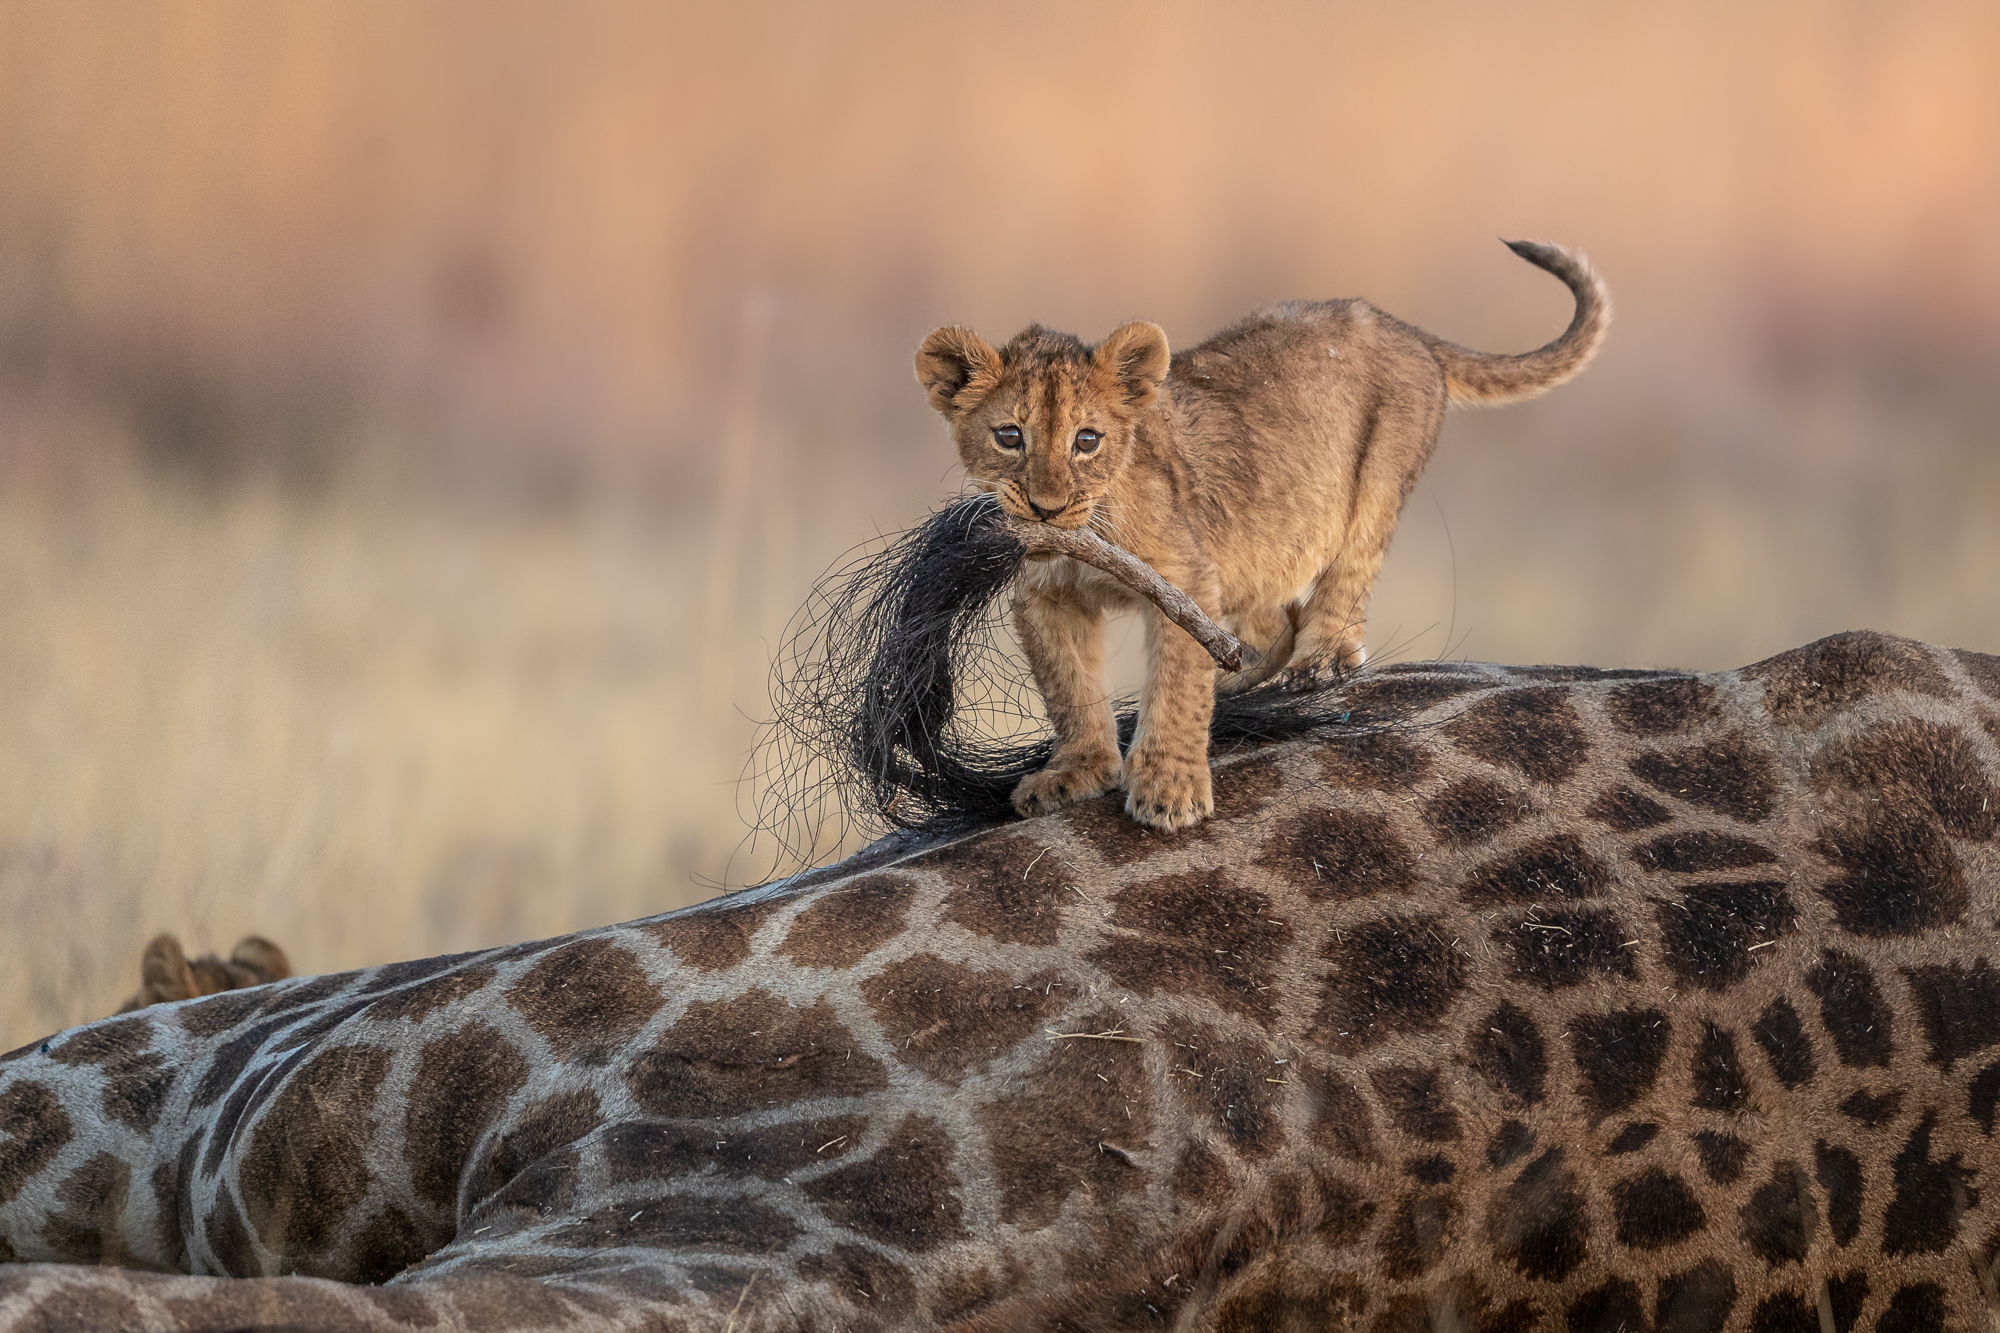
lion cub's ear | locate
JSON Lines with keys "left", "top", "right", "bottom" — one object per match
{"left": 1094, "top": 321, "right": 1171, "bottom": 408}
{"left": 916, "top": 326, "right": 1003, "bottom": 416}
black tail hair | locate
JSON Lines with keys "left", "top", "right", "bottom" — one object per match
{"left": 754, "top": 494, "right": 1359, "bottom": 858}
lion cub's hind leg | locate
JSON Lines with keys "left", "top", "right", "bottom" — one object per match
{"left": 1216, "top": 602, "right": 1301, "bottom": 695}
{"left": 1291, "top": 385, "right": 1447, "bottom": 671}
{"left": 1010, "top": 588, "right": 1122, "bottom": 818}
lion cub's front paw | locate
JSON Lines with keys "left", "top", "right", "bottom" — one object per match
{"left": 1012, "top": 752, "right": 1122, "bottom": 818}
{"left": 1121, "top": 752, "right": 1214, "bottom": 831}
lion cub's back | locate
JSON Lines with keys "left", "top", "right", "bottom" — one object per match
{"left": 1172, "top": 296, "right": 1446, "bottom": 422}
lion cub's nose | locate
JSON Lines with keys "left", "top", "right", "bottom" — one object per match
{"left": 1027, "top": 498, "right": 1066, "bottom": 521}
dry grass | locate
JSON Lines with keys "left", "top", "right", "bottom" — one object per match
{"left": 2, "top": 1, "right": 1998, "bottom": 1046}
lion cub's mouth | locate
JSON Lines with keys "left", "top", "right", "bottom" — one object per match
{"left": 996, "top": 494, "right": 1096, "bottom": 531}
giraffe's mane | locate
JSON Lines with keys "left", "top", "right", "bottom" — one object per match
{"left": 754, "top": 493, "right": 1365, "bottom": 856}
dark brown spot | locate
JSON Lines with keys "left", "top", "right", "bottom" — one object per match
{"left": 1746, "top": 631, "right": 1950, "bottom": 728}
{"left": 977, "top": 1007, "right": 1150, "bottom": 1228}
{"left": 1878, "top": 1284, "right": 1949, "bottom": 1333}
{"left": 1468, "top": 1001, "right": 1547, "bottom": 1107}
{"left": 1165, "top": 1022, "right": 1286, "bottom": 1157}
{"left": 1739, "top": 1161, "right": 1815, "bottom": 1266}
{"left": 1491, "top": 1147, "right": 1589, "bottom": 1280}
{"left": 1654, "top": 880, "right": 1797, "bottom": 991}
{"left": 1749, "top": 1292, "right": 1820, "bottom": 1333}
{"left": 41, "top": 1152, "right": 131, "bottom": 1263}
{"left": 1585, "top": 785, "right": 1673, "bottom": 832}
{"left": 1489, "top": 1120, "right": 1536, "bottom": 1168}
{"left": 1654, "top": 1259, "right": 1736, "bottom": 1333}
{"left": 860, "top": 956, "right": 1062, "bottom": 1085}
{"left": 1569, "top": 1007, "right": 1671, "bottom": 1117}
{"left": 403, "top": 1023, "right": 530, "bottom": 1219}
{"left": 1405, "top": 1153, "right": 1454, "bottom": 1184}
{"left": 1497, "top": 907, "right": 1636, "bottom": 990}
{"left": 1905, "top": 960, "right": 2000, "bottom": 1066}
{"left": 1316, "top": 912, "right": 1467, "bottom": 1049}
{"left": 1459, "top": 834, "right": 1610, "bottom": 906}
{"left": 350, "top": 1205, "right": 425, "bottom": 1284}
{"left": 1607, "top": 1123, "right": 1657, "bottom": 1155}
{"left": 551, "top": 1196, "right": 801, "bottom": 1252}
{"left": 1337, "top": 673, "right": 1498, "bottom": 722}
{"left": 102, "top": 1051, "right": 173, "bottom": 1132}
{"left": 47, "top": 1017, "right": 152, "bottom": 1066}
{"left": 1632, "top": 830, "right": 1779, "bottom": 873}
{"left": 1957, "top": 647, "right": 2000, "bottom": 701}
{"left": 1369, "top": 1065, "right": 1459, "bottom": 1143}
{"left": 778, "top": 875, "right": 917, "bottom": 969}
{"left": 1815, "top": 1141, "right": 1864, "bottom": 1245}
{"left": 802, "top": 1115, "right": 966, "bottom": 1252}
{"left": 1316, "top": 730, "right": 1430, "bottom": 790}
{"left": 1377, "top": 1188, "right": 1457, "bottom": 1279}
{"left": 1690, "top": 1024, "right": 1747, "bottom": 1111}
{"left": 641, "top": 898, "right": 777, "bottom": 970}
{"left": 1826, "top": 1273, "right": 1870, "bottom": 1332}
{"left": 1971, "top": 1063, "right": 2000, "bottom": 1134}
{"left": 933, "top": 830, "right": 1073, "bottom": 946}
{"left": 238, "top": 1044, "right": 391, "bottom": 1264}
{"left": 1423, "top": 777, "right": 1530, "bottom": 845}
{"left": 1215, "top": 1271, "right": 1367, "bottom": 1333}
{"left": 1300, "top": 1064, "right": 1379, "bottom": 1161}
{"left": 1169, "top": 1142, "right": 1235, "bottom": 1207}
{"left": 0, "top": 1082, "right": 73, "bottom": 1207}
{"left": 1607, "top": 677, "right": 1718, "bottom": 735}
{"left": 467, "top": 1089, "right": 600, "bottom": 1210}
{"left": 505, "top": 939, "right": 662, "bottom": 1063}
{"left": 1054, "top": 789, "right": 1165, "bottom": 866}
{"left": 363, "top": 963, "right": 497, "bottom": 1025}
{"left": 795, "top": 1242, "right": 918, "bottom": 1313}
{"left": 1816, "top": 812, "right": 1967, "bottom": 937}
{"left": 1881, "top": 1112, "right": 1978, "bottom": 1256}
{"left": 1613, "top": 1167, "right": 1706, "bottom": 1248}
{"left": 1630, "top": 733, "right": 1780, "bottom": 824}
{"left": 356, "top": 951, "right": 475, "bottom": 995}
{"left": 1088, "top": 870, "right": 1290, "bottom": 1022}
{"left": 1444, "top": 686, "right": 1590, "bottom": 785}
{"left": 1693, "top": 1130, "right": 1750, "bottom": 1183}
{"left": 1750, "top": 997, "right": 1817, "bottom": 1089}
{"left": 170, "top": 990, "right": 264, "bottom": 1039}
{"left": 203, "top": 1185, "right": 257, "bottom": 1275}
{"left": 1838, "top": 1088, "right": 1902, "bottom": 1127}
{"left": 625, "top": 991, "right": 887, "bottom": 1118}
{"left": 1256, "top": 807, "right": 1417, "bottom": 899}
{"left": 1807, "top": 952, "right": 1894, "bottom": 1068}
{"left": 1814, "top": 720, "right": 1999, "bottom": 841}
{"left": 1568, "top": 1279, "right": 1645, "bottom": 1333}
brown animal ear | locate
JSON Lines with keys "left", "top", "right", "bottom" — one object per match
{"left": 137, "top": 933, "right": 197, "bottom": 1007}
{"left": 915, "top": 326, "right": 1003, "bottom": 416}
{"left": 1095, "top": 321, "right": 1171, "bottom": 408}
{"left": 231, "top": 935, "right": 292, "bottom": 984}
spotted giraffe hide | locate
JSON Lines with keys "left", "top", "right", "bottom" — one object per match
{"left": 3, "top": 630, "right": 1999, "bottom": 1332}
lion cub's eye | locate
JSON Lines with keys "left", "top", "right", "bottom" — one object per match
{"left": 1073, "top": 429, "right": 1102, "bottom": 454}
{"left": 992, "top": 425, "right": 1023, "bottom": 450}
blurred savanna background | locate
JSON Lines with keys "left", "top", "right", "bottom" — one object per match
{"left": 3, "top": 1, "right": 1998, "bottom": 1047}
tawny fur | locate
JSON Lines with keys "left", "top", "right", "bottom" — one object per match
{"left": 916, "top": 240, "right": 1608, "bottom": 831}
{"left": 116, "top": 934, "right": 291, "bottom": 1013}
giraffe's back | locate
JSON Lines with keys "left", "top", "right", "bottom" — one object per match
{"left": 3, "top": 629, "right": 1999, "bottom": 1332}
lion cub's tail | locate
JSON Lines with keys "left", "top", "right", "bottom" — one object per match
{"left": 1424, "top": 239, "right": 1610, "bottom": 405}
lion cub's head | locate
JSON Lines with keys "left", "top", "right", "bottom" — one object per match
{"left": 916, "top": 321, "right": 1169, "bottom": 530}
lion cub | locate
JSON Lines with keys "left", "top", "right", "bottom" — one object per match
{"left": 915, "top": 240, "right": 1608, "bottom": 831}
